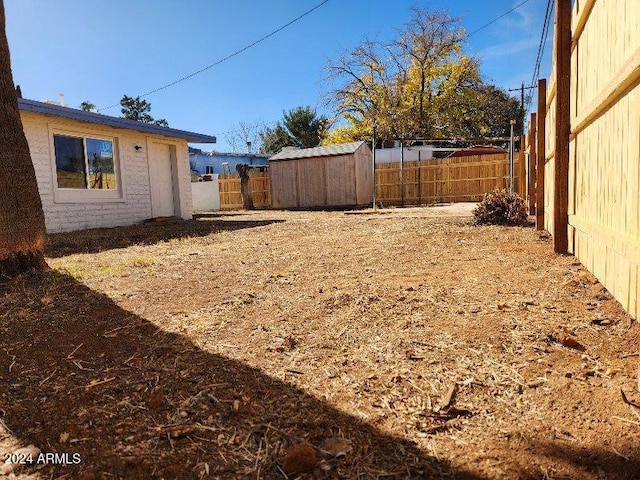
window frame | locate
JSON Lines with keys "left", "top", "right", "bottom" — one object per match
{"left": 50, "top": 128, "right": 124, "bottom": 204}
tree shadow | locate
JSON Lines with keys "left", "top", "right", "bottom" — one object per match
{"left": 45, "top": 218, "right": 285, "bottom": 258}
{"left": 517, "top": 439, "right": 640, "bottom": 479}
{"left": 0, "top": 271, "right": 480, "bottom": 479}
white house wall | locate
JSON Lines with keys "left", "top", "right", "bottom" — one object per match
{"left": 20, "top": 111, "right": 192, "bottom": 233}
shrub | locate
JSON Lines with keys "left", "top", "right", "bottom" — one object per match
{"left": 473, "top": 189, "right": 529, "bottom": 226}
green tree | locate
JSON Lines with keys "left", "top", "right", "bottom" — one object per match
{"left": 283, "top": 106, "right": 329, "bottom": 148}
{"left": 259, "top": 106, "right": 329, "bottom": 154}
{"left": 80, "top": 100, "right": 95, "bottom": 112}
{"left": 120, "top": 95, "right": 168, "bottom": 126}
{"left": 259, "top": 124, "right": 293, "bottom": 155}
{"left": 437, "top": 84, "right": 523, "bottom": 138}
{"left": 0, "top": 0, "right": 48, "bottom": 278}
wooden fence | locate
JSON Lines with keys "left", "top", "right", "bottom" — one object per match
{"left": 217, "top": 153, "right": 523, "bottom": 210}
{"left": 375, "top": 153, "right": 522, "bottom": 205}
{"left": 218, "top": 173, "right": 271, "bottom": 210}
{"left": 525, "top": 0, "right": 640, "bottom": 319}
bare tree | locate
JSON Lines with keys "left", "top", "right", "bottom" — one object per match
{"left": 0, "top": 0, "right": 48, "bottom": 278}
{"left": 325, "top": 39, "right": 390, "bottom": 135}
{"left": 225, "top": 120, "right": 263, "bottom": 153}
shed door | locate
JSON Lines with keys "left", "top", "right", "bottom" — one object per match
{"left": 149, "top": 142, "right": 175, "bottom": 217}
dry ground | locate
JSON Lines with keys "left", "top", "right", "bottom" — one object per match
{"left": 1, "top": 204, "right": 639, "bottom": 479}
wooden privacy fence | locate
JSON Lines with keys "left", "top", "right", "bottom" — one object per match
{"left": 218, "top": 153, "right": 525, "bottom": 209}
{"left": 524, "top": 0, "right": 640, "bottom": 319}
{"left": 218, "top": 173, "right": 271, "bottom": 210}
{"left": 375, "top": 153, "right": 523, "bottom": 205}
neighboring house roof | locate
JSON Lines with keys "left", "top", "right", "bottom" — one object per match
{"left": 188, "top": 148, "right": 269, "bottom": 159}
{"left": 18, "top": 98, "right": 216, "bottom": 144}
{"left": 269, "top": 141, "right": 366, "bottom": 161}
{"left": 448, "top": 145, "right": 507, "bottom": 157}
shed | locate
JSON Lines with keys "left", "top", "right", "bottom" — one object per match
{"left": 17, "top": 98, "right": 216, "bottom": 233}
{"left": 269, "top": 141, "right": 373, "bottom": 209}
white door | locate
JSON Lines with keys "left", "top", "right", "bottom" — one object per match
{"left": 149, "top": 142, "right": 175, "bottom": 217}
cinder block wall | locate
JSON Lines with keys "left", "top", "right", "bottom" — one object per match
{"left": 20, "top": 111, "right": 192, "bottom": 233}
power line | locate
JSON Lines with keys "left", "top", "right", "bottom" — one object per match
{"left": 98, "top": 0, "right": 331, "bottom": 112}
{"left": 525, "top": 0, "right": 553, "bottom": 112}
{"left": 467, "top": 0, "right": 534, "bottom": 38}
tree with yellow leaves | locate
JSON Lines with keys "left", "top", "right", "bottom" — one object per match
{"left": 324, "top": 7, "right": 522, "bottom": 145}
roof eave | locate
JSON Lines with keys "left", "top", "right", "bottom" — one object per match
{"left": 18, "top": 98, "right": 216, "bottom": 144}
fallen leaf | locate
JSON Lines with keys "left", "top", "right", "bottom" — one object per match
{"left": 320, "top": 437, "right": 353, "bottom": 458}
{"left": 561, "top": 336, "right": 586, "bottom": 351}
{"left": 438, "top": 383, "right": 457, "bottom": 411}
{"left": 59, "top": 432, "right": 70, "bottom": 443}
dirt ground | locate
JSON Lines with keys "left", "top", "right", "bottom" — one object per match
{"left": 1, "top": 204, "right": 639, "bottom": 479}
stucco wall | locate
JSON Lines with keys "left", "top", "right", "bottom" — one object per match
{"left": 191, "top": 177, "right": 220, "bottom": 211}
{"left": 20, "top": 111, "right": 192, "bottom": 233}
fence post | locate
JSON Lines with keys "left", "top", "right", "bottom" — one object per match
{"left": 553, "top": 0, "right": 571, "bottom": 254}
{"left": 400, "top": 140, "right": 405, "bottom": 207}
{"left": 418, "top": 150, "right": 422, "bottom": 205}
{"left": 518, "top": 136, "right": 526, "bottom": 197}
{"left": 528, "top": 113, "right": 537, "bottom": 215}
{"left": 536, "top": 78, "right": 547, "bottom": 230}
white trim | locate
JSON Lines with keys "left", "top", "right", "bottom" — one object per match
{"left": 49, "top": 126, "right": 125, "bottom": 204}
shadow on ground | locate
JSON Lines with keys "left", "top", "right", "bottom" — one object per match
{"left": 0, "top": 270, "right": 480, "bottom": 479}
{"left": 517, "top": 440, "right": 640, "bottom": 479}
{"left": 45, "top": 218, "right": 284, "bottom": 258}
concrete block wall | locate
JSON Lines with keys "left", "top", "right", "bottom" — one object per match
{"left": 20, "top": 111, "right": 192, "bottom": 233}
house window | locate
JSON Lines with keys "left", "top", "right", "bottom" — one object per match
{"left": 205, "top": 165, "right": 214, "bottom": 174}
{"left": 53, "top": 134, "right": 116, "bottom": 189}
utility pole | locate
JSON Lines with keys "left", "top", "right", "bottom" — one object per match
{"left": 507, "top": 83, "right": 537, "bottom": 134}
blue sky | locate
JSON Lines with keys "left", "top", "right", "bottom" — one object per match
{"left": 5, "top": 0, "right": 552, "bottom": 151}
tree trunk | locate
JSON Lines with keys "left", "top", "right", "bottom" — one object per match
{"left": 235, "top": 164, "right": 254, "bottom": 210}
{"left": 0, "top": 0, "right": 48, "bottom": 279}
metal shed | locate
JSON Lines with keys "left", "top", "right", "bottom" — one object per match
{"left": 269, "top": 141, "right": 373, "bottom": 209}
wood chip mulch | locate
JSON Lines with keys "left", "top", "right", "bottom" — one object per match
{"left": 1, "top": 206, "right": 639, "bottom": 479}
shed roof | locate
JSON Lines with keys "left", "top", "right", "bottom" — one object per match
{"left": 269, "top": 141, "right": 366, "bottom": 161}
{"left": 18, "top": 98, "right": 217, "bottom": 144}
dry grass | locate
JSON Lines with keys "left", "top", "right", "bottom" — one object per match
{"left": 1, "top": 205, "right": 639, "bottom": 479}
